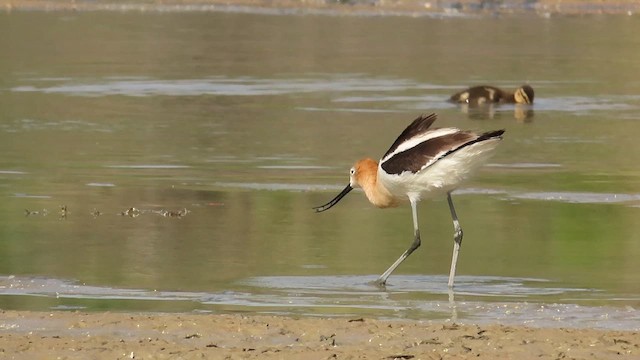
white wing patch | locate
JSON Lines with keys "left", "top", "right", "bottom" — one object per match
{"left": 416, "top": 149, "right": 453, "bottom": 172}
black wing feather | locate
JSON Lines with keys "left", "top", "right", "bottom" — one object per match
{"left": 381, "top": 129, "right": 505, "bottom": 175}
{"left": 381, "top": 113, "right": 437, "bottom": 160}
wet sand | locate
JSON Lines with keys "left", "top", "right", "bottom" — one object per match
{"left": 0, "top": 310, "right": 638, "bottom": 359}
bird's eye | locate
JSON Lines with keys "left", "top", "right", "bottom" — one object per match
{"left": 349, "top": 168, "right": 355, "bottom": 175}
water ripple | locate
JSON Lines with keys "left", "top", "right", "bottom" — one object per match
{"left": 2, "top": 275, "right": 638, "bottom": 330}
{"left": 12, "top": 77, "right": 640, "bottom": 116}
{"left": 214, "top": 181, "right": 640, "bottom": 206}
{"left": 12, "top": 76, "right": 426, "bottom": 97}
{"left": 509, "top": 191, "right": 640, "bottom": 204}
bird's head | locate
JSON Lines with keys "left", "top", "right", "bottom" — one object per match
{"left": 514, "top": 85, "right": 534, "bottom": 104}
{"left": 313, "top": 158, "right": 378, "bottom": 213}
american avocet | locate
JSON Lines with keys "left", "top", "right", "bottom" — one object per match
{"left": 314, "top": 114, "right": 504, "bottom": 288}
{"left": 449, "top": 85, "right": 534, "bottom": 105}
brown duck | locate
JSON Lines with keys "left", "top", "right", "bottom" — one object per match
{"left": 449, "top": 85, "right": 534, "bottom": 105}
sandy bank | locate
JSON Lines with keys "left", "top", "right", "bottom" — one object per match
{"left": 0, "top": 310, "right": 638, "bottom": 359}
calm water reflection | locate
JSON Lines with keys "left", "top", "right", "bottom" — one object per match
{"left": 1, "top": 10, "right": 640, "bottom": 328}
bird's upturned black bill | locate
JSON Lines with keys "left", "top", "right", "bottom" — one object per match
{"left": 313, "top": 184, "right": 353, "bottom": 212}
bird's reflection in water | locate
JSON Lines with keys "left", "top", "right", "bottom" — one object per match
{"left": 458, "top": 103, "right": 534, "bottom": 123}
{"left": 448, "top": 288, "right": 458, "bottom": 323}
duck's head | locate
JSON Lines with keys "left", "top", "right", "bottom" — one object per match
{"left": 514, "top": 85, "right": 534, "bottom": 104}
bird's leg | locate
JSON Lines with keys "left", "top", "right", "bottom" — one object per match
{"left": 447, "top": 192, "right": 464, "bottom": 288}
{"left": 375, "top": 199, "right": 421, "bottom": 287}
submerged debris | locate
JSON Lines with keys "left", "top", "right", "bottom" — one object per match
{"left": 25, "top": 208, "right": 48, "bottom": 217}
{"left": 59, "top": 205, "right": 68, "bottom": 219}
{"left": 120, "top": 207, "right": 191, "bottom": 218}
{"left": 155, "top": 208, "right": 190, "bottom": 218}
{"left": 23, "top": 206, "right": 191, "bottom": 219}
{"left": 120, "top": 207, "right": 141, "bottom": 218}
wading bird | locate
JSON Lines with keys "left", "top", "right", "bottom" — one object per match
{"left": 449, "top": 84, "right": 534, "bottom": 105}
{"left": 314, "top": 114, "right": 504, "bottom": 288}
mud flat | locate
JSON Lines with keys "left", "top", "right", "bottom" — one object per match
{"left": 0, "top": 310, "right": 637, "bottom": 359}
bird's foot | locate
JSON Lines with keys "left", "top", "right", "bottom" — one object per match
{"left": 370, "top": 278, "right": 387, "bottom": 288}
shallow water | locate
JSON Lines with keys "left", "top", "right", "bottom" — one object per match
{"left": 1, "top": 10, "right": 640, "bottom": 330}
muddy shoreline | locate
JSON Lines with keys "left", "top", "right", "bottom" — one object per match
{"left": 0, "top": 310, "right": 638, "bottom": 359}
